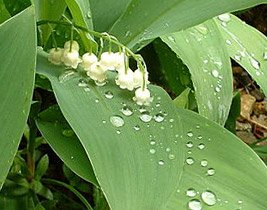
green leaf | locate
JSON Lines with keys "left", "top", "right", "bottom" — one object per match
{"left": 164, "top": 108, "right": 267, "bottom": 210}
{"left": 0, "top": 193, "right": 34, "bottom": 210}
{"left": 36, "top": 50, "right": 185, "bottom": 210}
{"left": 173, "top": 88, "right": 191, "bottom": 109}
{"left": 3, "top": 0, "right": 31, "bottom": 16}
{"left": 35, "top": 155, "right": 49, "bottom": 180}
{"left": 89, "top": 0, "right": 131, "bottom": 32}
{"left": 0, "top": 0, "right": 10, "bottom": 24}
{"left": 214, "top": 14, "right": 267, "bottom": 96}
{"left": 0, "top": 6, "right": 36, "bottom": 190}
{"left": 162, "top": 20, "right": 233, "bottom": 125}
{"left": 109, "top": 0, "right": 266, "bottom": 48}
{"left": 36, "top": 105, "right": 98, "bottom": 186}
{"left": 33, "top": 0, "right": 66, "bottom": 44}
{"left": 65, "top": 0, "right": 97, "bottom": 52}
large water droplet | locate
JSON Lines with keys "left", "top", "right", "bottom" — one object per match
{"left": 158, "top": 160, "right": 165, "bottom": 165}
{"left": 59, "top": 70, "right": 75, "bottom": 83}
{"left": 215, "top": 86, "right": 221, "bottom": 93}
{"left": 110, "top": 115, "right": 124, "bottom": 127}
{"left": 250, "top": 58, "right": 260, "bottom": 70}
{"left": 121, "top": 105, "right": 133, "bottom": 116}
{"left": 104, "top": 91, "right": 114, "bottom": 99}
{"left": 198, "top": 143, "right": 205, "bottom": 150}
{"left": 218, "top": 14, "right": 231, "bottom": 22}
{"left": 211, "top": 69, "right": 219, "bottom": 78}
{"left": 200, "top": 159, "right": 208, "bottom": 167}
{"left": 207, "top": 168, "right": 215, "bottom": 176}
{"left": 62, "top": 129, "right": 75, "bottom": 137}
{"left": 140, "top": 111, "right": 152, "bottom": 122}
{"left": 187, "top": 131, "right": 194, "bottom": 137}
{"left": 188, "top": 199, "right": 202, "bottom": 210}
{"left": 186, "top": 188, "right": 197, "bottom": 197}
{"left": 154, "top": 113, "right": 165, "bottom": 122}
{"left": 201, "top": 191, "right": 217, "bottom": 206}
{"left": 186, "top": 157, "right": 195, "bottom": 165}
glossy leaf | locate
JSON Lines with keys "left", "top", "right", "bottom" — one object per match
{"left": 215, "top": 14, "right": 267, "bottom": 96}
{"left": 162, "top": 20, "right": 233, "bottom": 125}
{"left": 109, "top": 0, "right": 266, "bottom": 48}
{"left": 65, "top": 0, "right": 97, "bottom": 52}
{"left": 0, "top": 0, "right": 10, "bottom": 24}
{"left": 0, "top": 6, "right": 36, "bottom": 190}
{"left": 164, "top": 108, "right": 267, "bottom": 210}
{"left": 36, "top": 50, "right": 185, "bottom": 210}
{"left": 36, "top": 105, "right": 98, "bottom": 186}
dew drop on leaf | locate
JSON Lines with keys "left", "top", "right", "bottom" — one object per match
{"left": 263, "top": 52, "right": 267, "bottom": 60}
{"left": 225, "top": 39, "right": 232, "bottom": 45}
{"left": 218, "top": 13, "right": 231, "bottom": 22}
{"left": 186, "top": 141, "right": 194, "bottom": 148}
{"left": 158, "top": 160, "right": 165, "bottom": 165}
{"left": 84, "top": 87, "right": 90, "bottom": 92}
{"left": 110, "top": 115, "right": 125, "bottom": 127}
{"left": 211, "top": 69, "right": 219, "bottom": 78}
{"left": 198, "top": 143, "right": 205, "bottom": 150}
{"left": 188, "top": 199, "right": 202, "bottom": 210}
{"left": 104, "top": 91, "right": 114, "bottom": 99}
{"left": 78, "top": 78, "right": 88, "bottom": 87}
{"left": 149, "top": 149, "right": 156, "bottom": 154}
{"left": 187, "top": 131, "right": 194, "bottom": 137}
{"left": 154, "top": 113, "right": 165, "bottom": 123}
{"left": 250, "top": 58, "right": 260, "bottom": 70}
{"left": 168, "top": 154, "right": 175, "bottom": 160}
{"left": 201, "top": 191, "right": 217, "bottom": 206}
{"left": 150, "top": 140, "right": 156, "bottom": 145}
{"left": 95, "top": 80, "right": 106, "bottom": 86}
{"left": 134, "top": 125, "right": 140, "bottom": 131}
{"left": 168, "top": 36, "right": 176, "bottom": 43}
{"left": 186, "top": 157, "right": 195, "bottom": 165}
{"left": 234, "top": 55, "right": 242, "bottom": 61}
{"left": 121, "top": 105, "right": 133, "bottom": 116}
{"left": 200, "top": 159, "right": 208, "bottom": 167}
{"left": 207, "top": 168, "right": 215, "bottom": 176}
{"left": 140, "top": 111, "right": 152, "bottom": 122}
{"left": 186, "top": 188, "right": 197, "bottom": 197}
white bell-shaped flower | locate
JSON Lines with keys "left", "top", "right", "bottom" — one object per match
{"left": 61, "top": 50, "right": 81, "bottom": 69}
{"left": 100, "top": 52, "right": 117, "bottom": 70}
{"left": 48, "top": 48, "right": 63, "bottom": 65}
{"left": 114, "top": 52, "right": 125, "bottom": 69}
{"left": 64, "top": 40, "right": 80, "bottom": 51}
{"left": 81, "top": 53, "right": 98, "bottom": 70}
{"left": 133, "top": 87, "right": 153, "bottom": 106}
{"left": 86, "top": 62, "right": 107, "bottom": 82}
{"left": 133, "top": 68, "right": 149, "bottom": 88}
{"left": 115, "top": 68, "right": 135, "bottom": 91}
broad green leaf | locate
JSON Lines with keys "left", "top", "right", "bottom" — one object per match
{"left": 65, "top": 0, "right": 97, "bottom": 52}
{"left": 0, "top": 6, "right": 36, "bottom": 190}
{"left": 173, "top": 88, "right": 191, "bottom": 109}
{"left": 89, "top": 0, "right": 131, "bottom": 32}
{"left": 3, "top": 0, "right": 31, "bottom": 16}
{"left": 162, "top": 20, "right": 233, "bottom": 125}
{"left": 215, "top": 14, "right": 267, "bottom": 96}
{"left": 164, "top": 108, "right": 267, "bottom": 210}
{"left": 36, "top": 50, "right": 185, "bottom": 210}
{"left": 0, "top": 0, "right": 10, "bottom": 24}
{"left": 109, "top": 0, "right": 266, "bottom": 48}
{"left": 36, "top": 105, "right": 98, "bottom": 186}
{"left": 33, "top": 0, "right": 66, "bottom": 45}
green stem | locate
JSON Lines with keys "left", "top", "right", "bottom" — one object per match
{"left": 27, "top": 123, "right": 37, "bottom": 182}
{"left": 42, "top": 178, "right": 93, "bottom": 210}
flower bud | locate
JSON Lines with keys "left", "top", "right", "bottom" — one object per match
{"left": 64, "top": 40, "right": 80, "bottom": 51}
{"left": 48, "top": 48, "right": 63, "bottom": 65}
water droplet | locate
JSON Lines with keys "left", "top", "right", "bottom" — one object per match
{"left": 102, "top": 120, "right": 106, "bottom": 124}
{"left": 70, "top": 156, "right": 74, "bottom": 159}
{"left": 238, "top": 200, "right": 243, "bottom": 204}
{"left": 225, "top": 39, "right": 232, "bottom": 45}
{"left": 186, "top": 188, "right": 197, "bottom": 197}
{"left": 197, "top": 135, "right": 203, "bottom": 140}
{"left": 250, "top": 58, "right": 260, "bottom": 70}
{"left": 169, "top": 119, "right": 174, "bottom": 123}
{"left": 234, "top": 54, "right": 242, "bottom": 61}
{"left": 158, "top": 160, "right": 165, "bottom": 165}
{"left": 78, "top": 79, "right": 88, "bottom": 87}
{"left": 104, "top": 91, "right": 114, "bottom": 99}
{"left": 116, "top": 130, "right": 121, "bottom": 134}
{"left": 168, "top": 154, "right": 175, "bottom": 160}
{"left": 200, "top": 159, "right": 208, "bottom": 167}
{"left": 134, "top": 125, "right": 140, "bottom": 131}
{"left": 196, "top": 125, "right": 200, "bottom": 129}
{"left": 149, "top": 149, "right": 156, "bottom": 154}
{"left": 121, "top": 105, "right": 133, "bottom": 116}
{"left": 110, "top": 115, "right": 125, "bottom": 127}
{"left": 87, "top": 11, "right": 91, "bottom": 19}
{"left": 198, "top": 143, "right": 205, "bottom": 150}
{"left": 166, "top": 148, "right": 171, "bottom": 152}
{"left": 95, "top": 80, "right": 106, "bottom": 86}
{"left": 154, "top": 113, "right": 165, "bottom": 122}
{"left": 156, "top": 102, "right": 161, "bottom": 107}
{"left": 59, "top": 70, "right": 76, "bottom": 83}
{"left": 186, "top": 141, "right": 193, "bottom": 148}
{"left": 62, "top": 129, "right": 75, "bottom": 137}
{"left": 187, "top": 131, "right": 193, "bottom": 137}
{"left": 201, "top": 191, "right": 217, "bottom": 206}
{"left": 218, "top": 13, "right": 231, "bottom": 22}
{"left": 186, "top": 157, "right": 195, "bottom": 165}
{"left": 215, "top": 86, "right": 221, "bottom": 92}
{"left": 263, "top": 52, "right": 267, "bottom": 60}
{"left": 140, "top": 111, "right": 152, "bottom": 122}
{"left": 211, "top": 69, "right": 219, "bottom": 78}
{"left": 150, "top": 140, "right": 156, "bottom": 145}
{"left": 188, "top": 199, "right": 202, "bottom": 210}
{"left": 196, "top": 25, "right": 208, "bottom": 35}
{"left": 125, "top": 30, "right": 132, "bottom": 37}
{"left": 168, "top": 36, "right": 176, "bottom": 42}
{"left": 207, "top": 168, "right": 215, "bottom": 176}
{"left": 95, "top": 99, "right": 99, "bottom": 103}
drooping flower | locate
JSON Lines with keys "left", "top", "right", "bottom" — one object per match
{"left": 115, "top": 68, "right": 135, "bottom": 91}
{"left": 81, "top": 53, "right": 98, "bottom": 70}
{"left": 48, "top": 48, "right": 63, "bottom": 65}
{"left": 61, "top": 40, "right": 82, "bottom": 69}
{"left": 133, "top": 68, "right": 149, "bottom": 88}
{"left": 113, "top": 52, "right": 125, "bottom": 69}
{"left": 86, "top": 62, "right": 107, "bottom": 82}
{"left": 100, "top": 52, "right": 117, "bottom": 70}
{"left": 133, "top": 87, "right": 153, "bottom": 106}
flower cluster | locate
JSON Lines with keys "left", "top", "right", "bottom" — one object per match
{"left": 48, "top": 40, "right": 152, "bottom": 106}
